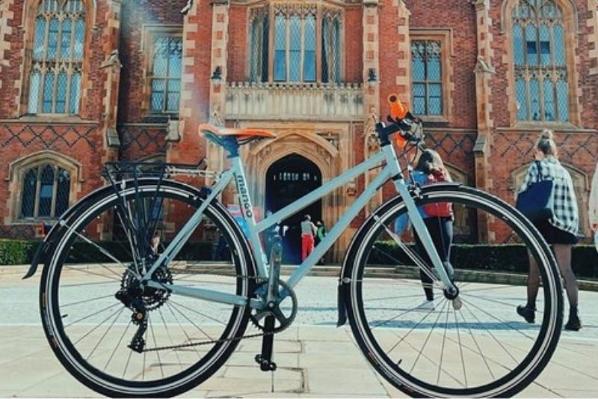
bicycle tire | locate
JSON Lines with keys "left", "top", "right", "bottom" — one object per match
{"left": 342, "top": 183, "right": 563, "bottom": 397}
{"left": 39, "top": 179, "right": 257, "bottom": 397}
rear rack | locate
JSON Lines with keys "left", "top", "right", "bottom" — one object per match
{"left": 102, "top": 159, "right": 217, "bottom": 182}
{"left": 100, "top": 159, "right": 216, "bottom": 262}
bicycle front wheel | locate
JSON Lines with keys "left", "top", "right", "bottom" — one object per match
{"left": 39, "top": 180, "right": 256, "bottom": 397}
{"left": 343, "top": 184, "right": 563, "bottom": 397}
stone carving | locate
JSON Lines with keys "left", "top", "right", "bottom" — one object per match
{"left": 100, "top": 50, "right": 122, "bottom": 69}
{"left": 181, "top": 0, "right": 193, "bottom": 15}
{"left": 210, "top": 105, "right": 225, "bottom": 127}
{"left": 474, "top": 55, "right": 495, "bottom": 74}
{"left": 364, "top": 108, "right": 379, "bottom": 153}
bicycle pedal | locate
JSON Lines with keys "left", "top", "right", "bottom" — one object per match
{"left": 254, "top": 354, "right": 277, "bottom": 371}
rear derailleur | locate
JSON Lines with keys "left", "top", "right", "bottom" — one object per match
{"left": 115, "top": 265, "right": 172, "bottom": 353}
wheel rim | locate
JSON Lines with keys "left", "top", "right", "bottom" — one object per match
{"left": 348, "top": 189, "right": 562, "bottom": 397}
{"left": 42, "top": 185, "right": 252, "bottom": 395}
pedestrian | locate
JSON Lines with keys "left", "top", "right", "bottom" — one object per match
{"left": 516, "top": 129, "right": 581, "bottom": 330}
{"left": 411, "top": 149, "right": 454, "bottom": 310}
{"left": 316, "top": 220, "right": 327, "bottom": 264}
{"left": 300, "top": 214, "right": 318, "bottom": 262}
{"left": 315, "top": 220, "right": 327, "bottom": 245}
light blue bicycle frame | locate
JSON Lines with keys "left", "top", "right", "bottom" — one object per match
{"left": 143, "top": 142, "right": 455, "bottom": 309}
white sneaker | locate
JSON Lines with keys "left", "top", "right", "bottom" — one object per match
{"left": 416, "top": 300, "right": 435, "bottom": 311}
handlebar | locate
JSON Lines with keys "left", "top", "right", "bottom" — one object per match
{"left": 376, "top": 93, "right": 425, "bottom": 148}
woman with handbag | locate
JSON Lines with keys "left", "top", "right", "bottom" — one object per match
{"left": 410, "top": 149, "right": 454, "bottom": 310}
{"left": 516, "top": 129, "right": 581, "bottom": 331}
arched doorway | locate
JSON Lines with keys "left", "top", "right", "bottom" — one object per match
{"left": 266, "top": 154, "right": 322, "bottom": 264}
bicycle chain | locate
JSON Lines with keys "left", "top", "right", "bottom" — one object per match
{"left": 142, "top": 274, "right": 275, "bottom": 353}
{"left": 142, "top": 329, "right": 274, "bottom": 353}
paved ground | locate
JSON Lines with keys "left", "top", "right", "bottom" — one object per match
{"left": 1, "top": 265, "right": 597, "bottom": 397}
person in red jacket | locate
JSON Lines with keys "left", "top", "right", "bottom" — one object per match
{"left": 410, "top": 149, "right": 454, "bottom": 310}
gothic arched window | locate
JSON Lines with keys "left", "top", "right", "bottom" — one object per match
{"left": 249, "top": 4, "right": 342, "bottom": 83}
{"left": 20, "top": 164, "right": 71, "bottom": 219}
{"left": 149, "top": 35, "right": 183, "bottom": 114}
{"left": 28, "top": 0, "right": 86, "bottom": 114}
{"left": 512, "top": 0, "right": 569, "bottom": 122}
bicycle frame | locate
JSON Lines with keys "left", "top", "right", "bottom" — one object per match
{"left": 143, "top": 142, "right": 455, "bottom": 309}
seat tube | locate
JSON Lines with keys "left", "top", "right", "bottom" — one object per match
{"left": 230, "top": 157, "right": 268, "bottom": 276}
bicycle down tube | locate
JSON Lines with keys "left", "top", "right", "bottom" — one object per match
{"left": 143, "top": 141, "right": 456, "bottom": 307}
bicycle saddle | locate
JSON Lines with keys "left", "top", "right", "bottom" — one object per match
{"left": 199, "top": 123, "right": 276, "bottom": 140}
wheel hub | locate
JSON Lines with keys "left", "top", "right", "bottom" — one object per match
{"left": 116, "top": 265, "right": 172, "bottom": 312}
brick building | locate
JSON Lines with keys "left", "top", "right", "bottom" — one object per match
{"left": 0, "top": 0, "right": 596, "bottom": 260}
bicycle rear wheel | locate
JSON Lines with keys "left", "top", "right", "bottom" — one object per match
{"left": 39, "top": 180, "right": 256, "bottom": 397}
{"left": 343, "top": 184, "right": 562, "bottom": 397}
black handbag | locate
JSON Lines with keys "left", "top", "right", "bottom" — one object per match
{"left": 516, "top": 161, "right": 554, "bottom": 222}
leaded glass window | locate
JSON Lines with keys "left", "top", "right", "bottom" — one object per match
{"left": 20, "top": 164, "right": 71, "bottom": 220}
{"left": 322, "top": 12, "right": 341, "bottom": 83}
{"left": 273, "top": 10, "right": 317, "bottom": 82}
{"left": 411, "top": 41, "right": 443, "bottom": 115}
{"left": 249, "top": 5, "right": 341, "bottom": 83}
{"left": 512, "top": 0, "right": 568, "bottom": 122}
{"left": 249, "top": 11, "right": 269, "bottom": 82}
{"left": 150, "top": 35, "right": 183, "bottom": 114}
{"left": 28, "top": 0, "right": 85, "bottom": 114}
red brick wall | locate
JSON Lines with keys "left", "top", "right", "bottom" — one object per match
{"left": 227, "top": 4, "right": 247, "bottom": 82}
{"left": 168, "top": 0, "right": 212, "bottom": 166}
{"left": 0, "top": 0, "right": 118, "bottom": 239}
{"left": 406, "top": 0, "right": 478, "bottom": 129}
{"left": 344, "top": 7, "right": 363, "bottom": 83}
{"left": 377, "top": 0, "right": 401, "bottom": 121}
{"left": 118, "top": 0, "right": 186, "bottom": 123}
{"left": 0, "top": 123, "right": 105, "bottom": 238}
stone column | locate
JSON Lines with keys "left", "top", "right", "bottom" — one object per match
{"left": 100, "top": 0, "right": 123, "bottom": 161}
{"left": 0, "top": 0, "right": 14, "bottom": 91}
{"left": 170, "top": 0, "right": 212, "bottom": 166}
{"left": 208, "top": 0, "right": 230, "bottom": 203}
{"left": 589, "top": 0, "right": 598, "bottom": 76}
{"left": 473, "top": 0, "right": 496, "bottom": 241}
{"left": 362, "top": 0, "right": 380, "bottom": 117}
{"left": 394, "top": 0, "right": 411, "bottom": 108}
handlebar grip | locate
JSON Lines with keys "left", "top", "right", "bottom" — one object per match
{"left": 388, "top": 93, "right": 408, "bottom": 120}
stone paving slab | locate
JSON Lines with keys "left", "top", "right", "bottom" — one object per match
{"left": 1, "top": 268, "right": 598, "bottom": 397}
{"left": 1, "top": 324, "right": 597, "bottom": 398}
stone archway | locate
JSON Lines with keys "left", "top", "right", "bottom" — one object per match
{"left": 243, "top": 130, "right": 345, "bottom": 261}
{"left": 265, "top": 154, "right": 323, "bottom": 264}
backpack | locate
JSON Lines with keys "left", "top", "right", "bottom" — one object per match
{"left": 422, "top": 170, "right": 453, "bottom": 218}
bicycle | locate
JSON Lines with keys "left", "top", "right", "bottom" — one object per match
{"left": 25, "top": 97, "right": 563, "bottom": 397}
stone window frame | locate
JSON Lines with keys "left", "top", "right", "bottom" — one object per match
{"left": 141, "top": 24, "right": 184, "bottom": 117}
{"left": 409, "top": 29, "right": 454, "bottom": 123}
{"left": 19, "top": 0, "right": 95, "bottom": 120}
{"left": 501, "top": 0, "right": 581, "bottom": 128}
{"left": 246, "top": 1, "right": 345, "bottom": 84}
{"left": 5, "top": 150, "right": 83, "bottom": 225}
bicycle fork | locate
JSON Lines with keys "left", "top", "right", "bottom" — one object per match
{"left": 393, "top": 178, "right": 460, "bottom": 303}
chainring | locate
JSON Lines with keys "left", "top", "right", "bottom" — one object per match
{"left": 250, "top": 280, "right": 298, "bottom": 333}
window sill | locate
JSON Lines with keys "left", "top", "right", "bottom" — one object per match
{"left": 419, "top": 115, "right": 449, "bottom": 124}
{"left": 8, "top": 219, "right": 58, "bottom": 225}
{"left": 1, "top": 115, "right": 98, "bottom": 125}
{"left": 499, "top": 123, "right": 596, "bottom": 133}
{"left": 142, "top": 114, "right": 179, "bottom": 123}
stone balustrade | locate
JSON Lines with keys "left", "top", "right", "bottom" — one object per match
{"left": 224, "top": 82, "right": 365, "bottom": 121}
